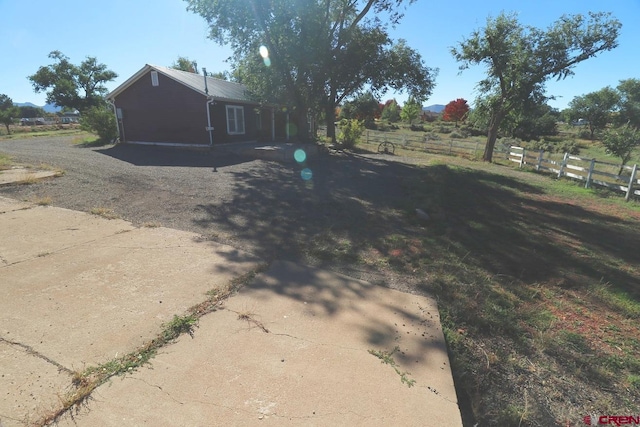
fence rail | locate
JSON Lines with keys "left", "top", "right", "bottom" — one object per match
{"left": 363, "top": 130, "right": 506, "bottom": 158}
{"left": 509, "top": 146, "right": 639, "bottom": 201}
{"left": 354, "top": 130, "right": 638, "bottom": 201}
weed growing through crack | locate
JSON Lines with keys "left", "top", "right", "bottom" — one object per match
{"left": 162, "top": 314, "right": 198, "bottom": 340}
{"left": 368, "top": 346, "right": 416, "bottom": 387}
{"left": 36, "top": 263, "right": 269, "bottom": 426}
{"left": 89, "top": 207, "right": 119, "bottom": 220}
{"left": 142, "top": 221, "right": 162, "bottom": 228}
{"left": 34, "top": 196, "right": 52, "bottom": 206}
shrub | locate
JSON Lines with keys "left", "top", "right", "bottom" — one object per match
{"left": 450, "top": 129, "right": 468, "bottom": 139}
{"left": 80, "top": 104, "right": 117, "bottom": 143}
{"left": 577, "top": 128, "right": 592, "bottom": 140}
{"left": 438, "top": 125, "right": 452, "bottom": 134}
{"left": 527, "top": 138, "right": 580, "bottom": 155}
{"left": 410, "top": 124, "right": 425, "bottom": 132}
{"left": 338, "top": 118, "right": 365, "bottom": 149}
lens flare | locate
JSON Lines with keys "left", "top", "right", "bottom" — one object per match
{"left": 259, "top": 45, "right": 269, "bottom": 58}
{"left": 301, "top": 168, "right": 313, "bottom": 181}
{"left": 294, "top": 149, "right": 306, "bottom": 163}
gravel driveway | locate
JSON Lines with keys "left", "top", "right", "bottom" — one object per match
{"left": 0, "top": 136, "right": 428, "bottom": 290}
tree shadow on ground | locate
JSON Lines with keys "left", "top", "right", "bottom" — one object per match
{"left": 199, "top": 152, "right": 639, "bottom": 305}
{"left": 95, "top": 144, "right": 253, "bottom": 168}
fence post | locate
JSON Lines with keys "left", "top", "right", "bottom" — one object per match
{"left": 474, "top": 140, "right": 479, "bottom": 157}
{"left": 558, "top": 152, "right": 569, "bottom": 179}
{"left": 585, "top": 158, "right": 596, "bottom": 189}
{"left": 519, "top": 148, "right": 526, "bottom": 168}
{"left": 449, "top": 140, "right": 453, "bottom": 155}
{"left": 536, "top": 150, "right": 544, "bottom": 171}
{"left": 366, "top": 130, "right": 369, "bottom": 144}
{"left": 625, "top": 163, "right": 638, "bottom": 201}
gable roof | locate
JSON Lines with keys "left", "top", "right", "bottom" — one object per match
{"left": 106, "top": 64, "right": 256, "bottom": 104}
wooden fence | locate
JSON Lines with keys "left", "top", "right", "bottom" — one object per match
{"left": 509, "top": 146, "right": 639, "bottom": 201}
{"left": 363, "top": 130, "right": 508, "bottom": 158}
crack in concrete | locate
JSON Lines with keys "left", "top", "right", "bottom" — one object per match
{"left": 0, "top": 336, "right": 72, "bottom": 374}
{"left": 130, "top": 377, "right": 185, "bottom": 405}
{"left": 271, "top": 332, "right": 362, "bottom": 352}
{"left": 420, "top": 384, "right": 458, "bottom": 405}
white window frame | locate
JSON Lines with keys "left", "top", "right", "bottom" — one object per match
{"left": 226, "top": 105, "right": 245, "bottom": 135}
{"left": 151, "top": 71, "right": 159, "bottom": 87}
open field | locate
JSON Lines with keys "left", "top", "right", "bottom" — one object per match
{"left": 0, "top": 124, "right": 85, "bottom": 140}
{"left": 2, "top": 132, "right": 640, "bottom": 426}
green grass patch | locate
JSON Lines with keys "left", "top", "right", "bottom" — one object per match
{"left": 0, "top": 152, "right": 12, "bottom": 170}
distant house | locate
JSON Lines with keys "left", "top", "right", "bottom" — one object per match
{"left": 60, "top": 110, "right": 80, "bottom": 124}
{"left": 106, "top": 64, "right": 291, "bottom": 147}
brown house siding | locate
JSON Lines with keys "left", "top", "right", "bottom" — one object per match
{"left": 111, "top": 68, "right": 292, "bottom": 145}
{"left": 114, "top": 71, "right": 209, "bottom": 144}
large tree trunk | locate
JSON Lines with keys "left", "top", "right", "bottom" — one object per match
{"left": 325, "top": 102, "right": 337, "bottom": 144}
{"left": 483, "top": 110, "right": 506, "bottom": 162}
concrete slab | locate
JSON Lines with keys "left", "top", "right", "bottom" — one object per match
{"left": 0, "top": 204, "right": 134, "bottom": 265}
{"left": 0, "top": 167, "right": 58, "bottom": 187}
{"left": 0, "top": 202, "right": 261, "bottom": 425}
{"left": 55, "top": 261, "right": 462, "bottom": 427}
{"left": 1, "top": 225, "right": 261, "bottom": 370}
{"left": 0, "top": 196, "right": 31, "bottom": 213}
{"left": 0, "top": 340, "right": 72, "bottom": 427}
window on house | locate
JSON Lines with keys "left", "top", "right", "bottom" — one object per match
{"left": 151, "top": 71, "right": 159, "bottom": 87}
{"left": 226, "top": 105, "right": 245, "bottom": 135}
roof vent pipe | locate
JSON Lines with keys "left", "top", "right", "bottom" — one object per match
{"left": 202, "top": 68, "right": 209, "bottom": 95}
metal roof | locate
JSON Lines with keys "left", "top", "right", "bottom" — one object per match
{"left": 106, "top": 64, "right": 257, "bottom": 104}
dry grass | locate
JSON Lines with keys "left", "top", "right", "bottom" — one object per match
{"left": 89, "top": 207, "right": 119, "bottom": 220}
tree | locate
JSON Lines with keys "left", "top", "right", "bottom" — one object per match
{"left": 29, "top": 51, "right": 117, "bottom": 113}
{"left": 381, "top": 99, "right": 400, "bottom": 122}
{"left": 602, "top": 125, "right": 640, "bottom": 176}
{"left": 18, "top": 105, "right": 45, "bottom": 118}
{"left": 340, "top": 91, "right": 380, "bottom": 127}
{"left": 0, "top": 95, "right": 20, "bottom": 134}
{"left": 185, "top": 0, "right": 436, "bottom": 142}
{"left": 616, "top": 78, "right": 640, "bottom": 129}
{"left": 568, "top": 87, "right": 619, "bottom": 139}
{"left": 509, "top": 102, "right": 559, "bottom": 141}
{"left": 442, "top": 98, "right": 469, "bottom": 127}
{"left": 171, "top": 56, "right": 199, "bottom": 73}
{"left": 451, "top": 12, "right": 621, "bottom": 161}
{"left": 400, "top": 97, "right": 421, "bottom": 123}
{"left": 80, "top": 103, "right": 118, "bottom": 143}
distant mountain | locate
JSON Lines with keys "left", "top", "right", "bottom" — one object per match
{"left": 423, "top": 104, "right": 445, "bottom": 113}
{"left": 15, "top": 102, "right": 62, "bottom": 113}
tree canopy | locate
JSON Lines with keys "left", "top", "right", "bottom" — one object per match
{"left": 28, "top": 51, "right": 117, "bottom": 113}
{"left": 602, "top": 125, "right": 640, "bottom": 175}
{"left": 452, "top": 12, "right": 621, "bottom": 161}
{"left": 185, "top": 0, "right": 436, "bottom": 142}
{"left": 442, "top": 98, "right": 469, "bottom": 127}
{"left": 171, "top": 56, "right": 199, "bottom": 73}
{"left": 616, "top": 78, "right": 640, "bottom": 129}
{"left": 340, "top": 91, "right": 381, "bottom": 125}
{"left": 0, "top": 94, "right": 20, "bottom": 134}
{"left": 568, "top": 87, "right": 619, "bottom": 139}
{"left": 400, "top": 97, "right": 421, "bottom": 124}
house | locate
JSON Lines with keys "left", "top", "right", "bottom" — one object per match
{"left": 106, "top": 64, "right": 292, "bottom": 147}
{"left": 60, "top": 110, "right": 80, "bottom": 124}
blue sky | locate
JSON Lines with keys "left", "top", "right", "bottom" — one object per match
{"left": 1, "top": 0, "right": 638, "bottom": 110}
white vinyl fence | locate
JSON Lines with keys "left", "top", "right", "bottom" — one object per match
{"left": 509, "top": 146, "right": 639, "bottom": 201}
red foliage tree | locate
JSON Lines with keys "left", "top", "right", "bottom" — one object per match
{"left": 443, "top": 98, "right": 470, "bottom": 127}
